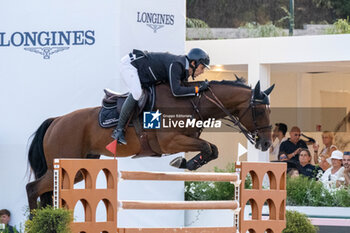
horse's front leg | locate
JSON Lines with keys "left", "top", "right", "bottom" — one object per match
{"left": 182, "top": 143, "right": 218, "bottom": 170}
{"left": 158, "top": 133, "right": 218, "bottom": 170}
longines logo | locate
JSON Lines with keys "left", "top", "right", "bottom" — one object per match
{"left": 137, "top": 11, "right": 175, "bottom": 33}
{"left": 0, "top": 30, "right": 95, "bottom": 59}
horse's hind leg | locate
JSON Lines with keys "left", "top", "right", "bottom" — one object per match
{"left": 160, "top": 134, "right": 218, "bottom": 170}
{"left": 26, "top": 181, "right": 39, "bottom": 211}
{"left": 40, "top": 192, "right": 53, "bottom": 207}
{"left": 26, "top": 170, "right": 54, "bottom": 211}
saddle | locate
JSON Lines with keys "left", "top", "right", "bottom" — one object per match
{"left": 99, "top": 86, "right": 159, "bottom": 157}
{"left": 99, "top": 86, "right": 155, "bottom": 128}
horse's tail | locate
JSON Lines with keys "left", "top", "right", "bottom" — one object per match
{"left": 28, "top": 118, "right": 55, "bottom": 179}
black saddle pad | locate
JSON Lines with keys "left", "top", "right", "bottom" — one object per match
{"left": 98, "top": 105, "right": 120, "bottom": 128}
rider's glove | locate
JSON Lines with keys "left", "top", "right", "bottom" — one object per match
{"left": 196, "top": 81, "right": 209, "bottom": 93}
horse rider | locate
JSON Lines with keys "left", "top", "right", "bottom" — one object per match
{"left": 112, "top": 48, "right": 210, "bottom": 145}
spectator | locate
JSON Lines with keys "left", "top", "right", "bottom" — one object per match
{"left": 313, "top": 131, "right": 337, "bottom": 171}
{"left": 0, "top": 209, "right": 19, "bottom": 233}
{"left": 287, "top": 168, "right": 299, "bottom": 178}
{"left": 342, "top": 151, "right": 350, "bottom": 186}
{"left": 320, "top": 150, "right": 344, "bottom": 189}
{"left": 278, "top": 126, "right": 308, "bottom": 164}
{"left": 297, "top": 149, "right": 323, "bottom": 179}
{"left": 269, "top": 123, "right": 288, "bottom": 161}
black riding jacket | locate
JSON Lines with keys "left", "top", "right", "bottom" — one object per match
{"left": 130, "top": 50, "right": 197, "bottom": 97}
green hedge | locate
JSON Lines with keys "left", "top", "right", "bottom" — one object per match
{"left": 25, "top": 207, "right": 72, "bottom": 233}
{"left": 287, "top": 176, "right": 350, "bottom": 207}
{"left": 325, "top": 18, "right": 350, "bottom": 34}
{"left": 185, "top": 164, "right": 235, "bottom": 201}
{"left": 239, "top": 22, "right": 287, "bottom": 38}
{"left": 185, "top": 163, "right": 350, "bottom": 207}
{"left": 186, "top": 17, "right": 209, "bottom": 28}
{"left": 283, "top": 210, "right": 318, "bottom": 233}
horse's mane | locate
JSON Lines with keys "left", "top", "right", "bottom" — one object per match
{"left": 209, "top": 78, "right": 250, "bottom": 89}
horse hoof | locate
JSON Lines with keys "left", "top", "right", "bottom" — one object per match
{"left": 169, "top": 157, "right": 187, "bottom": 169}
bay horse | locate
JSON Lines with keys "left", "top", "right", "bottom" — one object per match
{"left": 27, "top": 79, "right": 274, "bottom": 211}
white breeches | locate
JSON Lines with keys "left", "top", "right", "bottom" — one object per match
{"left": 120, "top": 54, "right": 142, "bottom": 100}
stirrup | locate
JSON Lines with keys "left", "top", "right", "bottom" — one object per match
{"left": 111, "top": 129, "right": 127, "bottom": 145}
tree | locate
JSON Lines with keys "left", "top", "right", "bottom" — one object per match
{"left": 331, "top": 0, "right": 350, "bottom": 18}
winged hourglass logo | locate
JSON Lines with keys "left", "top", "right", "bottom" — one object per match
{"left": 146, "top": 24, "right": 164, "bottom": 33}
{"left": 24, "top": 47, "right": 70, "bottom": 59}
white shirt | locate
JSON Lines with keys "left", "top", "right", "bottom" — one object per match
{"left": 269, "top": 136, "right": 287, "bottom": 161}
{"left": 320, "top": 166, "right": 345, "bottom": 189}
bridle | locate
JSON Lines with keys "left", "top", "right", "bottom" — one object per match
{"left": 193, "top": 87, "right": 272, "bottom": 145}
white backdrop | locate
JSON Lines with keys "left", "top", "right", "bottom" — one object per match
{"left": 0, "top": 0, "right": 185, "bottom": 229}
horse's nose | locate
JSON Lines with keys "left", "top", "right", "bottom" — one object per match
{"left": 262, "top": 140, "right": 271, "bottom": 151}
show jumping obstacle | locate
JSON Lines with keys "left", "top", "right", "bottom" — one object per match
{"left": 53, "top": 159, "right": 286, "bottom": 233}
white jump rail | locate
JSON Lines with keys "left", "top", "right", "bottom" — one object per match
{"left": 118, "top": 200, "right": 239, "bottom": 210}
{"left": 119, "top": 170, "right": 239, "bottom": 182}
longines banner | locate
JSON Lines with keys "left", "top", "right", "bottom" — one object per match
{"left": 0, "top": 0, "right": 185, "bottom": 228}
{"left": 119, "top": 0, "right": 185, "bottom": 56}
{"left": 0, "top": 30, "right": 95, "bottom": 59}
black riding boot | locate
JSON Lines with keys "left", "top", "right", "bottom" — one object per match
{"left": 111, "top": 94, "right": 137, "bottom": 144}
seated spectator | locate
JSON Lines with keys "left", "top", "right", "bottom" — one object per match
{"left": 313, "top": 131, "right": 337, "bottom": 171}
{"left": 278, "top": 126, "right": 308, "bottom": 165}
{"left": 288, "top": 168, "right": 299, "bottom": 178}
{"left": 320, "top": 150, "right": 344, "bottom": 189}
{"left": 342, "top": 151, "right": 350, "bottom": 186}
{"left": 0, "top": 209, "right": 19, "bottom": 233}
{"left": 297, "top": 149, "right": 323, "bottom": 179}
{"left": 269, "top": 123, "right": 288, "bottom": 161}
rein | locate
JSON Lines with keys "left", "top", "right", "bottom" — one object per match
{"left": 200, "top": 87, "right": 271, "bottom": 145}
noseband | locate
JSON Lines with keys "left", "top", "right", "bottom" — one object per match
{"left": 202, "top": 87, "right": 272, "bottom": 145}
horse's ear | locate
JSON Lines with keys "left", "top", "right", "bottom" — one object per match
{"left": 263, "top": 84, "right": 275, "bottom": 96}
{"left": 254, "top": 81, "right": 261, "bottom": 98}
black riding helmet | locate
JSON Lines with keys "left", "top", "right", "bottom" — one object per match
{"left": 186, "top": 48, "right": 210, "bottom": 79}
